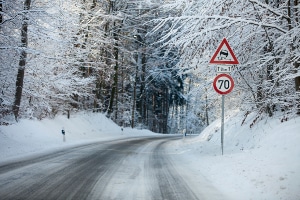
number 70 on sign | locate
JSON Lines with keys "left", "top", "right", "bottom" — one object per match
{"left": 213, "top": 74, "right": 234, "bottom": 95}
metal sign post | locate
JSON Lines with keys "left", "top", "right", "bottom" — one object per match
{"left": 221, "top": 95, "right": 225, "bottom": 155}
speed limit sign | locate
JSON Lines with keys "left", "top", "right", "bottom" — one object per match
{"left": 213, "top": 74, "right": 234, "bottom": 95}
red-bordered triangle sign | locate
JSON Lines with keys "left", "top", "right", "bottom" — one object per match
{"left": 209, "top": 38, "right": 239, "bottom": 65}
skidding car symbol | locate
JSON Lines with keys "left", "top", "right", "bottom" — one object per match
{"left": 219, "top": 49, "right": 228, "bottom": 59}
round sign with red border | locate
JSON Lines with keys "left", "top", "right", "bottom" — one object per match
{"left": 213, "top": 74, "right": 234, "bottom": 95}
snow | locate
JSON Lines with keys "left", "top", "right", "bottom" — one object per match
{"left": 0, "top": 112, "right": 155, "bottom": 164}
{"left": 1, "top": 111, "right": 299, "bottom": 200}
{"left": 170, "top": 112, "right": 300, "bottom": 200}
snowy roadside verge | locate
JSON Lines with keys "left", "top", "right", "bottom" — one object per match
{"left": 1, "top": 111, "right": 299, "bottom": 199}
{"left": 168, "top": 113, "right": 300, "bottom": 200}
{"left": 0, "top": 112, "right": 156, "bottom": 164}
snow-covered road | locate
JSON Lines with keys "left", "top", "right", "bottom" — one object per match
{"left": 0, "top": 135, "right": 226, "bottom": 200}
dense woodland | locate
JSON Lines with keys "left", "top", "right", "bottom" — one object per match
{"left": 0, "top": 0, "right": 299, "bottom": 133}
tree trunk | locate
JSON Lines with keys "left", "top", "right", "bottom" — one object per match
{"left": 295, "top": 63, "right": 300, "bottom": 115}
{"left": 13, "top": 0, "right": 31, "bottom": 121}
{"left": 108, "top": 43, "right": 118, "bottom": 115}
{"left": 294, "top": 0, "right": 300, "bottom": 97}
{"left": 185, "top": 78, "right": 192, "bottom": 134}
{"left": 107, "top": 7, "right": 120, "bottom": 116}
{"left": 140, "top": 52, "right": 146, "bottom": 124}
{"left": 295, "top": 0, "right": 299, "bottom": 23}
{"left": 152, "top": 94, "right": 157, "bottom": 132}
{"left": 163, "top": 87, "right": 169, "bottom": 133}
{"left": 295, "top": 64, "right": 300, "bottom": 90}
{"left": 205, "top": 89, "right": 209, "bottom": 126}
{"left": 131, "top": 65, "right": 138, "bottom": 128}
{"left": 295, "top": 0, "right": 300, "bottom": 97}
{"left": 287, "top": 0, "right": 300, "bottom": 114}
{"left": 0, "top": 1, "right": 3, "bottom": 24}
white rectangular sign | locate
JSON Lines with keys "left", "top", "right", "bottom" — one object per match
{"left": 216, "top": 66, "right": 235, "bottom": 73}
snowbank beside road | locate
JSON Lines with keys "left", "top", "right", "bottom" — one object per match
{"left": 170, "top": 113, "right": 300, "bottom": 200}
{"left": 0, "top": 112, "right": 155, "bottom": 163}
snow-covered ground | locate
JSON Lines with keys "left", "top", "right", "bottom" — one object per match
{"left": 0, "top": 111, "right": 299, "bottom": 200}
{"left": 170, "top": 112, "right": 300, "bottom": 200}
{"left": 0, "top": 112, "right": 155, "bottom": 163}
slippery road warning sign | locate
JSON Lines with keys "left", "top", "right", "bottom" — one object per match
{"left": 209, "top": 38, "right": 239, "bottom": 65}
{"left": 213, "top": 74, "right": 234, "bottom": 95}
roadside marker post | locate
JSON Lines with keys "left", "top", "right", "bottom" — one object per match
{"left": 62, "top": 127, "right": 66, "bottom": 142}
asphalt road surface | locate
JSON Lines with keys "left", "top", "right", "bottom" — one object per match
{"left": 0, "top": 135, "right": 226, "bottom": 200}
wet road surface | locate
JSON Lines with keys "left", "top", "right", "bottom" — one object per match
{"left": 0, "top": 135, "right": 226, "bottom": 200}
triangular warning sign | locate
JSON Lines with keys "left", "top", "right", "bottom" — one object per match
{"left": 209, "top": 38, "right": 239, "bottom": 65}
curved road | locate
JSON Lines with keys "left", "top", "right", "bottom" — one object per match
{"left": 0, "top": 135, "right": 226, "bottom": 200}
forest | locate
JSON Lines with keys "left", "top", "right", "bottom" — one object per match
{"left": 0, "top": 0, "right": 299, "bottom": 133}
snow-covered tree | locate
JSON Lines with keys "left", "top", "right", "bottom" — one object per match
{"left": 151, "top": 0, "right": 300, "bottom": 131}
{"left": 1, "top": 0, "right": 96, "bottom": 121}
